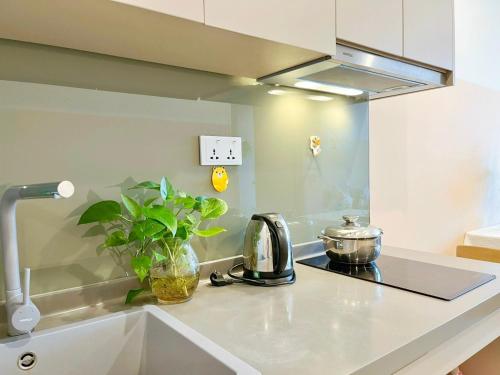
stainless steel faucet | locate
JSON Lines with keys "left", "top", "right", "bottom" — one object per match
{"left": 0, "top": 181, "right": 74, "bottom": 336}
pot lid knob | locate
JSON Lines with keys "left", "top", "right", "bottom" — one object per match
{"left": 342, "top": 215, "right": 360, "bottom": 226}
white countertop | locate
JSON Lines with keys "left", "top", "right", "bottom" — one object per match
{"left": 464, "top": 224, "right": 500, "bottom": 249}
{"left": 161, "top": 246, "right": 500, "bottom": 375}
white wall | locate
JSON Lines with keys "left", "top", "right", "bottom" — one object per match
{"left": 370, "top": 0, "right": 500, "bottom": 255}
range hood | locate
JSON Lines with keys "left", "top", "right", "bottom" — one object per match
{"left": 258, "top": 44, "right": 450, "bottom": 99}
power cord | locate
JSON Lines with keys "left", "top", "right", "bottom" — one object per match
{"left": 209, "top": 270, "right": 241, "bottom": 286}
{"left": 210, "top": 263, "right": 266, "bottom": 286}
{"left": 210, "top": 263, "right": 296, "bottom": 287}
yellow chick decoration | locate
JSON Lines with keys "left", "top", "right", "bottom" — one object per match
{"left": 310, "top": 135, "right": 322, "bottom": 157}
{"left": 211, "top": 166, "right": 229, "bottom": 192}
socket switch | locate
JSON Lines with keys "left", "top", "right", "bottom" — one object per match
{"left": 199, "top": 136, "right": 242, "bottom": 166}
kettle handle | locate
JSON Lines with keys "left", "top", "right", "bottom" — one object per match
{"left": 273, "top": 222, "right": 289, "bottom": 274}
{"left": 261, "top": 216, "right": 289, "bottom": 275}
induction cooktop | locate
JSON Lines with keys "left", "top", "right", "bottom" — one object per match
{"left": 297, "top": 254, "right": 496, "bottom": 300}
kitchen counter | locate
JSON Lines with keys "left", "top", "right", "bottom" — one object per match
{"left": 159, "top": 246, "right": 499, "bottom": 375}
{"left": 1, "top": 245, "right": 498, "bottom": 374}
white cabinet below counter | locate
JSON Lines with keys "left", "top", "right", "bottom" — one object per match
{"left": 204, "top": 0, "right": 336, "bottom": 55}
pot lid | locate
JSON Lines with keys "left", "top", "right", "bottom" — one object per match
{"left": 322, "top": 215, "right": 383, "bottom": 239}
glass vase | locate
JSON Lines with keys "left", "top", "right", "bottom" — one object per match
{"left": 149, "top": 238, "right": 200, "bottom": 304}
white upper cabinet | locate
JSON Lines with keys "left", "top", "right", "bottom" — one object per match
{"left": 112, "top": 0, "right": 204, "bottom": 22}
{"left": 336, "top": 0, "right": 403, "bottom": 56}
{"left": 403, "top": 0, "right": 454, "bottom": 70}
{"left": 204, "top": 0, "right": 336, "bottom": 55}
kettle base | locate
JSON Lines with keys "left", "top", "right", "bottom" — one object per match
{"left": 241, "top": 268, "right": 296, "bottom": 286}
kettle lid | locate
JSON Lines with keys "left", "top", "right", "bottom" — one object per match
{"left": 251, "top": 213, "right": 282, "bottom": 221}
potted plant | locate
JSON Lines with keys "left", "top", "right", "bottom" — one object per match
{"left": 78, "top": 177, "right": 228, "bottom": 304}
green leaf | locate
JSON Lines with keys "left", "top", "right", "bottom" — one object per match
{"left": 185, "top": 214, "right": 198, "bottom": 225}
{"left": 153, "top": 251, "right": 168, "bottom": 263}
{"left": 193, "top": 196, "right": 207, "bottom": 211}
{"left": 125, "top": 288, "right": 145, "bottom": 304}
{"left": 176, "top": 224, "right": 190, "bottom": 240}
{"left": 129, "top": 181, "right": 160, "bottom": 191}
{"left": 144, "top": 197, "right": 158, "bottom": 207}
{"left": 175, "top": 196, "right": 196, "bottom": 209}
{"left": 103, "top": 230, "right": 128, "bottom": 248}
{"left": 159, "top": 177, "right": 175, "bottom": 201}
{"left": 151, "top": 229, "right": 168, "bottom": 241}
{"left": 129, "top": 219, "right": 165, "bottom": 242}
{"left": 78, "top": 201, "right": 121, "bottom": 224}
{"left": 160, "top": 177, "right": 175, "bottom": 201}
{"left": 131, "top": 255, "right": 152, "bottom": 282}
{"left": 193, "top": 227, "right": 226, "bottom": 237}
{"left": 200, "top": 198, "right": 228, "bottom": 220}
{"left": 143, "top": 219, "right": 165, "bottom": 237}
{"left": 121, "top": 194, "right": 141, "bottom": 219}
{"left": 143, "top": 206, "right": 177, "bottom": 236}
{"left": 129, "top": 221, "right": 145, "bottom": 242}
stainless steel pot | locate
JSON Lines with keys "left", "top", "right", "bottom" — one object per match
{"left": 318, "top": 215, "right": 383, "bottom": 264}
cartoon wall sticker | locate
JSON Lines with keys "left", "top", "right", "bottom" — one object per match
{"left": 211, "top": 166, "right": 229, "bottom": 192}
{"left": 310, "top": 136, "right": 321, "bottom": 157}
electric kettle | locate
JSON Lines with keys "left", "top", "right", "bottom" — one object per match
{"left": 242, "top": 213, "right": 295, "bottom": 285}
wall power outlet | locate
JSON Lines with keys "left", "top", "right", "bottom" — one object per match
{"left": 199, "top": 136, "right": 242, "bottom": 166}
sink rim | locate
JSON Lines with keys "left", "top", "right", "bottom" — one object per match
{"left": 0, "top": 305, "right": 260, "bottom": 375}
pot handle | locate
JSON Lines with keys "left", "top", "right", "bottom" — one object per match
{"left": 318, "top": 235, "right": 343, "bottom": 249}
{"left": 318, "top": 235, "right": 331, "bottom": 241}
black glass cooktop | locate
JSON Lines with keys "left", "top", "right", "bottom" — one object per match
{"left": 297, "top": 254, "right": 496, "bottom": 300}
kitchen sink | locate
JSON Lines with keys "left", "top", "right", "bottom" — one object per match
{"left": 0, "top": 305, "right": 259, "bottom": 375}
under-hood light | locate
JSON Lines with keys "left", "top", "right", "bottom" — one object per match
{"left": 294, "top": 80, "right": 363, "bottom": 96}
{"left": 267, "top": 89, "right": 288, "bottom": 96}
{"left": 307, "top": 95, "right": 332, "bottom": 102}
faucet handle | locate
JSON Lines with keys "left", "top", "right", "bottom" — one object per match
{"left": 10, "top": 268, "right": 40, "bottom": 334}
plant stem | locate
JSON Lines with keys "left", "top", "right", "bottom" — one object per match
{"left": 161, "top": 239, "right": 177, "bottom": 276}
{"left": 143, "top": 239, "right": 152, "bottom": 253}
{"left": 161, "top": 238, "right": 189, "bottom": 298}
{"left": 118, "top": 215, "right": 133, "bottom": 223}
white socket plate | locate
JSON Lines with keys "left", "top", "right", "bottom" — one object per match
{"left": 199, "top": 136, "right": 242, "bottom": 166}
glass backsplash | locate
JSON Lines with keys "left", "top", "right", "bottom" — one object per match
{"left": 0, "top": 40, "right": 368, "bottom": 298}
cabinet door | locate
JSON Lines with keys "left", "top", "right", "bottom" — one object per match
{"left": 336, "top": 0, "right": 403, "bottom": 56}
{"left": 113, "top": 0, "right": 204, "bottom": 23}
{"left": 204, "top": 0, "right": 336, "bottom": 55}
{"left": 403, "top": 0, "right": 454, "bottom": 69}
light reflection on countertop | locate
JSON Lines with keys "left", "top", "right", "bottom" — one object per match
{"left": 159, "top": 246, "right": 500, "bottom": 375}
